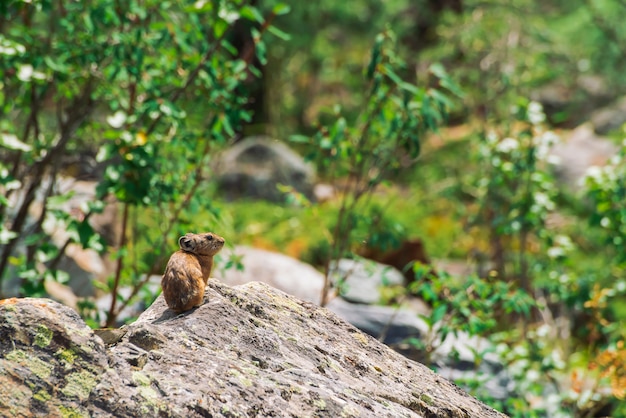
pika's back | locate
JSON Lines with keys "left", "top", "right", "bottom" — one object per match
{"left": 179, "top": 232, "right": 225, "bottom": 256}
{"left": 161, "top": 232, "right": 225, "bottom": 313}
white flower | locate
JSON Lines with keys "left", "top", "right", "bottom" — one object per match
{"left": 547, "top": 236, "right": 573, "bottom": 259}
{"left": 540, "top": 131, "right": 559, "bottom": 146}
{"left": 526, "top": 369, "right": 540, "bottom": 382}
{"left": 550, "top": 350, "right": 566, "bottom": 370}
{"left": 528, "top": 101, "right": 546, "bottom": 125}
{"left": 535, "top": 324, "right": 551, "bottom": 338}
{"left": 547, "top": 247, "right": 565, "bottom": 259}
{"left": 496, "top": 137, "right": 519, "bottom": 153}
{"left": 584, "top": 166, "right": 603, "bottom": 183}
{"left": 106, "top": 111, "right": 127, "bottom": 128}
{"left": 534, "top": 192, "right": 555, "bottom": 211}
{"left": 17, "top": 64, "right": 46, "bottom": 81}
{"left": 17, "top": 64, "right": 33, "bottom": 81}
{"left": 555, "top": 235, "right": 574, "bottom": 250}
{"left": 535, "top": 131, "right": 560, "bottom": 159}
{"left": 486, "top": 131, "right": 498, "bottom": 145}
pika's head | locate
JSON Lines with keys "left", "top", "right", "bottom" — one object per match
{"left": 179, "top": 232, "right": 225, "bottom": 256}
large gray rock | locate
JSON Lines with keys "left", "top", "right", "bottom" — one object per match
{"left": 550, "top": 123, "right": 618, "bottom": 188}
{"left": 0, "top": 282, "right": 506, "bottom": 418}
{"left": 216, "top": 245, "right": 326, "bottom": 304}
{"left": 214, "top": 136, "right": 316, "bottom": 202}
{"left": 330, "top": 258, "right": 405, "bottom": 304}
{"left": 590, "top": 96, "right": 626, "bottom": 134}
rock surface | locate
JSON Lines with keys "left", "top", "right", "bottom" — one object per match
{"left": 330, "top": 258, "right": 405, "bottom": 304}
{"left": 214, "top": 136, "right": 316, "bottom": 202}
{"left": 0, "top": 281, "right": 506, "bottom": 418}
{"left": 550, "top": 123, "right": 618, "bottom": 188}
{"left": 217, "top": 245, "right": 326, "bottom": 304}
{"left": 590, "top": 95, "right": 626, "bottom": 134}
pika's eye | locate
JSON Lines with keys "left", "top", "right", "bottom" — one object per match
{"left": 206, "top": 235, "right": 213, "bottom": 241}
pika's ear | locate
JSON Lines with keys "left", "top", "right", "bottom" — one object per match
{"left": 179, "top": 235, "right": 193, "bottom": 251}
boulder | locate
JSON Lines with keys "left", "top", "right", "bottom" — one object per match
{"left": 358, "top": 238, "right": 433, "bottom": 286}
{"left": 550, "top": 123, "right": 618, "bottom": 189}
{"left": 0, "top": 282, "right": 506, "bottom": 417}
{"left": 214, "top": 136, "right": 316, "bottom": 202}
{"left": 326, "top": 296, "right": 429, "bottom": 345}
{"left": 330, "top": 258, "right": 405, "bottom": 304}
{"left": 590, "top": 96, "right": 626, "bottom": 134}
{"left": 216, "top": 245, "right": 326, "bottom": 304}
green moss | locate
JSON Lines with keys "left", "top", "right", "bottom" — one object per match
{"left": 5, "top": 303, "right": 17, "bottom": 311}
{"left": 132, "top": 371, "right": 151, "bottom": 387}
{"left": 352, "top": 332, "right": 369, "bottom": 346}
{"left": 131, "top": 371, "right": 160, "bottom": 406}
{"left": 220, "top": 405, "right": 242, "bottom": 417}
{"left": 56, "top": 348, "right": 77, "bottom": 369}
{"left": 78, "top": 343, "right": 93, "bottom": 354}
{"left": 227, "top": 369, "right": 252, "bottom": 387}
{"left": 313, "top": 398, "right": 326, "bottom": 410}
{"left": 419, "top": 393, "right": 433, "bottom": 405}
{"left": 137, "top": 385, "right": 158, "bottom": 401}
{"left": 34, "top": 324, "right": 53, "bottom": 348}
{"left": 272, "top": 294, "right": 304, "bottom": 314}
{"left": 33, "top": 389, "right": 51, "bottom": 402}
{"left": 61, "top": 370, "right": 97, "bottom": 400}
{"left": 340, "top": 404, "right": 360, "bottom": 417}
{"left": 6, "top": 349, "right": 53, "bottom": 380}
{"left": 58, "top": 405, "right": 88, "bottom": 418}
{"left": 328, "top": 361, "right": 343, "bottom": 374}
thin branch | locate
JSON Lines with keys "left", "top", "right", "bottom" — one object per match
{"left": 105, "top": 201, "right": 129, "bottom": 328}
{"left": 0, "top": 82, "right": 94, "bottom": 294}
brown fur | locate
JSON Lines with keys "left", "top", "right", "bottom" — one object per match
{"left": 161, "top": 232, "right": 225, "bottom": 313}
{"left": 359, "top": 238, "right": 433, "bottom": 286}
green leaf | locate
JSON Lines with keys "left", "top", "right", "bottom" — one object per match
{"left": 399, "top": 81, "right": 420, "bottom": 95}
{"left": 268, "top": 26, "right": 291, "bottom": 41}
{"left": 240, "top": 5, "right": 264, "bottom": 23}
{"left": 44, "top": 56, "right": 69, "bottom": 73}
{"left": 366, "top": 33, "right": 385, "bottom": 79}
{"left": 431, "top": 304, "right": 448, "bottom": 324}
{"left": 272, "top": 3, "right": 291, "bottom": 16}
{"left": 213, "top": 19, "right": 228, "bottom": 38}
{"left": 381, "top": 64, "right": 403, "bottom": 87}
{"left": 429, "top": 62, "right": 447, "bottom": 79}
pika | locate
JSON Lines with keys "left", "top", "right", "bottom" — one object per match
{"left": 161, "top": 232, "right": 225, "bottom": 313}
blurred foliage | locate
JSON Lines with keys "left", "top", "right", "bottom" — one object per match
{"left": 259, "top": 0, "right": 626, "bottom": 133}
{"left": 290, "top": 30, "right": 461, "bottom": 304}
